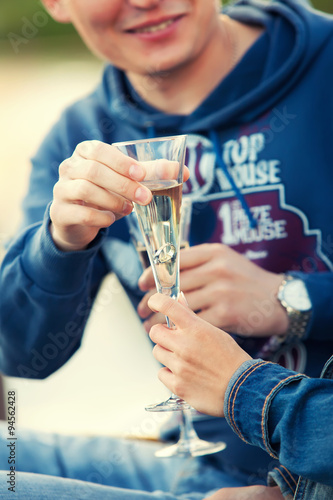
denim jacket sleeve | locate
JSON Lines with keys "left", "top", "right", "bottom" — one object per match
{"left": 224, "top": 359, "right": 333, "bottom": 494}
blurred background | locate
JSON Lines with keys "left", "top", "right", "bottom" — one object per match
{"left": 0, "top": 0, "right": 332, "bottom": 436}
{"left": 0, "top": 1, "right": 170, "bottom": 437}
{"left": 0, "top": 1, "right": 103, "bottom": 246}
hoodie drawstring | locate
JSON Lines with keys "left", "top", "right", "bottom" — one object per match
{"left": 210, "top": 130, "right": 257, "bottom": 228}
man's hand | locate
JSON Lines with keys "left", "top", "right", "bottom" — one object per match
{"left": 50, "top": 138, "right": 190, "bottom": 252}
{"left": 139, "top": 243, "right": 288, "bottom": 337}
{"left": 205, "top": 485, "right": 284, "bottom": 500}
{"left": 148, "top": 293, "right": 251, "bottom": 417}
{"left": 50, "top": 140, "right": 152, "bottom": 251}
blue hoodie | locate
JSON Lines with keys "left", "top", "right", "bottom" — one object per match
{"left": 1, "top": 0, "right": 333, "bottom": 479}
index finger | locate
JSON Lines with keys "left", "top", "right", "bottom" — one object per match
{"left": 179, "top": 244, "right": 223, "bottom": 270}
{"left": 77, "top": 141, "right": 146, "bottom": 182}
{"left": 138, "top": 266, "right": 155, "bottom": 291}
{"left": 140, "top": 160, "right": 190, "bottom": 183}
{"left": 148, "top": 293, "right": 194, "bottom": 329}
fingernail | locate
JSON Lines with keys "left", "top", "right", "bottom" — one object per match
{"left": 135, "top": 187, "right": 150, "bottom": 204}
{"left": 123, "top": 200, "right": 133, "bottom": 215}
{"left": 129, "top": 164, "right": 144, "bottom": 181}
{"left": 108, "top": 212, "right": 116, "bottom": 224}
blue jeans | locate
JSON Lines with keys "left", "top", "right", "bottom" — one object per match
{"left": 0, "top": 423, "right": 247, "bottom": 499}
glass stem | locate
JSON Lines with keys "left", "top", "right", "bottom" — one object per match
{"left": 166, "top": 315, "right": 175, "bottom": 329}
{"left": 177, "top": 410, "right": 200, "bottom": 453}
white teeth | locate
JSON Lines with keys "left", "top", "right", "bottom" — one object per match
{"left": 136, "top": 19, "right": 173, "bottom": 34}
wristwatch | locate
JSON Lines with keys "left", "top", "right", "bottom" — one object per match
{"left": 276, "top": 274, "right": 312, "bottom": 343}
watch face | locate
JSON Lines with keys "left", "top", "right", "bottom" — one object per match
{"left": 281, "top": 279, "right": 312, "bottom": 311}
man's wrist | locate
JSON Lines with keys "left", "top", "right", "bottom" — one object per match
{"left": 276, "top": 274, "right": 312, "bottom": 344}
{"left": 21, "top": 210, "right": 104, "bottom": 294}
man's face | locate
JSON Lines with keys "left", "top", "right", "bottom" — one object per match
{"left": 53, "top": 0, "right": 221, "bottom": 77}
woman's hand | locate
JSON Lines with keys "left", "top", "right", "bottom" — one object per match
{"left": 148, "top": 292, "right": 251, "bottom": 417}
{"left": 139, "top": 243, "right": 288, "bottom": 337}
{"left": 205, "top": 485, "right": 284, "bottom": 500}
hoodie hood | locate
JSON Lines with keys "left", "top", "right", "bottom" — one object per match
{"left": 100, "top": 0, "right": 333, "bottom": 135}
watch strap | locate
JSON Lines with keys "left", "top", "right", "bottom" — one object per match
{"left": 277, "top": 275, "right": 312, "bottom": 344}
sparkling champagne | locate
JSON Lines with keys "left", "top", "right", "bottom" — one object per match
{"left": 134, "top": 180, "right": 182, "bottom": 295}
{"left": 135, "top": 242, "right": 151, "bottom": 270}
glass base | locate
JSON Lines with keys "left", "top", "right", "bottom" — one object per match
{"left": 145, "top": 395, "right": 191, "bottom": 412}
{"left": 155, "top": 438, "right": 227, "bottom": 458}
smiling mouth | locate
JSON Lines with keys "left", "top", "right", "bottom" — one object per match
{"left": 130, "top": 18, "right": 175, "bottom": 34}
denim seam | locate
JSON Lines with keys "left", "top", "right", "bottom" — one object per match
{"left": 261, "top": 374, "right": 309, "bottom": 458}
{"left": 273, "top": 466, "right": 297, "bottom": 495}
{"left": 227, "top": 360, "right": 269, "bottom": 441}
{"left": 299, "top": 478, "right": 309, "bottom": 499}
{"left": 227, "top": 360, "right": 264, "bottom": 438}
{"left": 261, "top": 374, "right": 301, "bottom": 457}
{"left": 280, "top": 465, "right": 298, "bottom": 487}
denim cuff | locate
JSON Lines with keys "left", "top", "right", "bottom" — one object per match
{"left": 224, "top": 359, "right": 306, "bottom": 457}
{"left": 268, "top": 465, "right": 299, "bottom": 499}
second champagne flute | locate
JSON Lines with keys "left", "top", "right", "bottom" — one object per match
{"left": 115, "top": 136, "right": 226, "bottom": 457}
{"left": 126, "top": 204, "right": 227, "bottom": 456}
{"left": 114, "top": 135, "right": 187, "bottom": 411}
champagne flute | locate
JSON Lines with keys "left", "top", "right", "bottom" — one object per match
{"left": 117, "top": 136, "right": 226, "bottom": 457}
{"left": 114, "top": 135, "right": 187, "bottom": 414}
{"left": 179, "top": 196, "right": 192, "bottom": 250}
{"left": 125, "top": 200, "right": 226, "bottom": 457}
